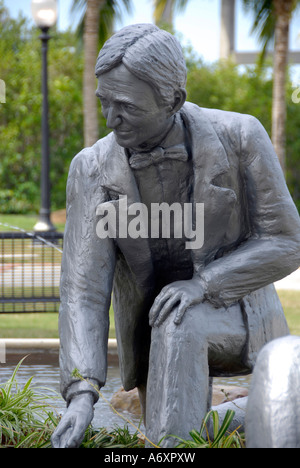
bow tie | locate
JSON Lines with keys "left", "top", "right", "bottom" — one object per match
{"left": 129, "top": 144, "right": 189, "bottom": 170}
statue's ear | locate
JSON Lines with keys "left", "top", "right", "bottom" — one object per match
{"left": 168, "top": 88, "right": 187, "bottom": 116}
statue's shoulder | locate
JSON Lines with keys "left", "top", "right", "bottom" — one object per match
{"left": 69, "top": 132, "right": 115, "bottom": 177}
{"left": 182, "top": 102, "right": 268, "bottom": 161}
{"left": 183, "top": 101, "right": 259, "bottom": 134}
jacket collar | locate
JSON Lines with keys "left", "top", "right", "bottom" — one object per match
{"left": 100, "top": 102, "right": 230, "bottom": 196}
{"left": 180, "top": 102, "right": 230, "bottom": 182}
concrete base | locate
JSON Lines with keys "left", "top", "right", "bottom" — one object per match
{"left": 0, "top": 338, "right": 119, "bottom": 366}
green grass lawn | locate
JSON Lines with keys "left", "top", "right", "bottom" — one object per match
{"left": 277, "top": 290, "right": 300, "bottom": 336}
{"left": 0, "top": 313, "right": 60, "bottom": 339}
{"left": 0, "top": 290, "right": 298, "bottom": 339}
{"left": 0, "top": 304, "right": 116, "bottom": 339}
{"left": 0, "top": 214, "right": 65, "bottom": 232}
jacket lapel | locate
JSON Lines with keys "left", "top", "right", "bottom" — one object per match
{"left": 181, "top": 103, "right": 237, "bottom": 271}
{"left": 99, "top": 134, "right": 154, "bottom": 292}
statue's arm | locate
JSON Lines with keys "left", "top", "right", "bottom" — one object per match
{"left": 59, "top": 150, "right": 116, "bottom": 404}
{"left": 200, "top": 115, "right": 300, "bottom": 308}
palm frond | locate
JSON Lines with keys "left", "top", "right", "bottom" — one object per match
{"left": 174, "top": 0, "right": 190, "bottom": 14}
{"left": 153, "top": 0, "right": 189, "bottom": 25}
{"left": 242, "top": 0, "right": 300, "bottom": 64}
{"left": 71, "top": 0, "right": 88, "bottom": 14}
{"left": 71, "top": 0, "right": 133, "bottom": 47}
{"left": 242, "top": 0, "right": 275, "bottom": 62}
{"left": 98, "top": 0, "right": 133, "bottom": 45}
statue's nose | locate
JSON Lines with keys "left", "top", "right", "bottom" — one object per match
{"left": 106, "top": 107, "right": 122, "bottom": 130}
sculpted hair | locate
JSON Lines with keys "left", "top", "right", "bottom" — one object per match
{"left": 95, "top": 23, "right": 187, "bottom": 106}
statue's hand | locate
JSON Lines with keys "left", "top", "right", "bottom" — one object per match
{"left": 149, "top": 277, "right": 205, "bottom": 328}
{"left": 51, "top": 393, "right": 94, "bottom": 448}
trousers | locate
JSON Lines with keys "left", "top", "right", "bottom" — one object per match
{"left": 141, "top": 301, "right": 249, "bottom": 447}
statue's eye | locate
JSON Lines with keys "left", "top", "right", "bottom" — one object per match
{"left": 123, "top": 103, "right": 136, "bottom": 112}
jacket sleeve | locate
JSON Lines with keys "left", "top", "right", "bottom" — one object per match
{"left": 59, "top": 147, "right": 116, "bottom": 404}
{"left": 200, "top": 115, "right": 300, "bottom": 308}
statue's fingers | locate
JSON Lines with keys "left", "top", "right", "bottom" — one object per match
{"left": 152, "top": 294, "right": 181, "bottom": 328}
{"left": 173, "top": 300, "right": 189, "bottom": 326}
{"left": 51, "top": 420, "right": 74, "bottom": 448}
{"left": 149, "top": 288, "right": 172, "bottom": 326}
{"left": 51, "top": 431, "right": 61, "bottom": 448}
{"left": 60, "top": 426, "right": 75, "bottom": 448}
{"left": 65, "top": 430, "right": 84, "bottom": 449}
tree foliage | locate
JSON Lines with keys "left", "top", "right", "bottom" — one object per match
{"left": 241, "top": 0, "right": 300, "bottom": 173}
{"left": 71, "top": 0, "right": 133, "bottom": 47}
{"left": 0, "top": 2, "right": 108, "bottom": 213}
{"left": 242, "top": 0, "right": 276, "bottom": 60}
{"left": 153, "top": 0, "right": 189, "bottom": 26}
{"left": 242, "top": 0, "right": 300, "bottom": 60}
{"left": 186, "top": 57, "right": 300, "bottom": 211}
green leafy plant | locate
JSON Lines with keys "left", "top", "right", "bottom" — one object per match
{"left": 13, "top": 413, "right": 59, "bottom": 449}
{"left": 172, "top": 409, "right": 245, "bottom": 448}
{"left": 0, "top": 357, "right": 59, "bottom": 447}
{"left": 80, "top": 425, "right": 144, "bottom": 448}
{"left": 0, "top": 360, "right": 246, "bottom": 448}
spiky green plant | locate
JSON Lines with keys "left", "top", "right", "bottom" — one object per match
{"left": 0, "top": 357, "right": 58, "bottom": 447}
{"left": 80, "top": 425, "right": 145, "bottom": 448}
{"left": 171, "top": 409, "right": 245, "bottom": 449}
{"left": 1, "top": 361, "right": 246, "bottom": 448}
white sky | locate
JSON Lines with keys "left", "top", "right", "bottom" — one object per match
{"left": 3, "top": 0, "right": 300, "bottom": 76}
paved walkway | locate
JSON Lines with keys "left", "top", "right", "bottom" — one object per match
{"left": 1, "top": 264, "right": 61, "bottom": 287}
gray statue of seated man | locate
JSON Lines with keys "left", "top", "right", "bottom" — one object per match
{"left": 51, "top": 23, "right": 300, "bottom": 448}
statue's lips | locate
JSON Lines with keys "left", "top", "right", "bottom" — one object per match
{"left": 114, "top": 129, "right": 133, "bottom": 138}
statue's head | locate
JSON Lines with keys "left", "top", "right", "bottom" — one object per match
{"left": 95, "top": 24, "right": 187, "bottom": 150}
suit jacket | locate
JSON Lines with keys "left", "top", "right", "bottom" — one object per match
{"left": 59, "top": 103, "right": 300, "bottom": 402}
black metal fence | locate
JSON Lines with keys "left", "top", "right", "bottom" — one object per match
{"left": 0, "top": 231, "right": 63, "bottom": 313}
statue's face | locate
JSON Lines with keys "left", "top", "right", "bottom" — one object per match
{"left": 96, "top": 64, "right": 172, "bottom": 150}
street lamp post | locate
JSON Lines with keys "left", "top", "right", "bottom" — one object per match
{"left": 31, "top": 0, "right": 58, "bottom": 232}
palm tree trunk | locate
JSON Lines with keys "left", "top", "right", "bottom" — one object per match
{"left": 154, "top": 0, "right": 174, "bottom": 27}
{"left": 272, "top": 0, "right": 294, "bottom": 173}
{"left": 160, "top": 0, "right": 173, "bottom": 25}
{"left": 83, "top": 0, "right": 102, "bottom": 147}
